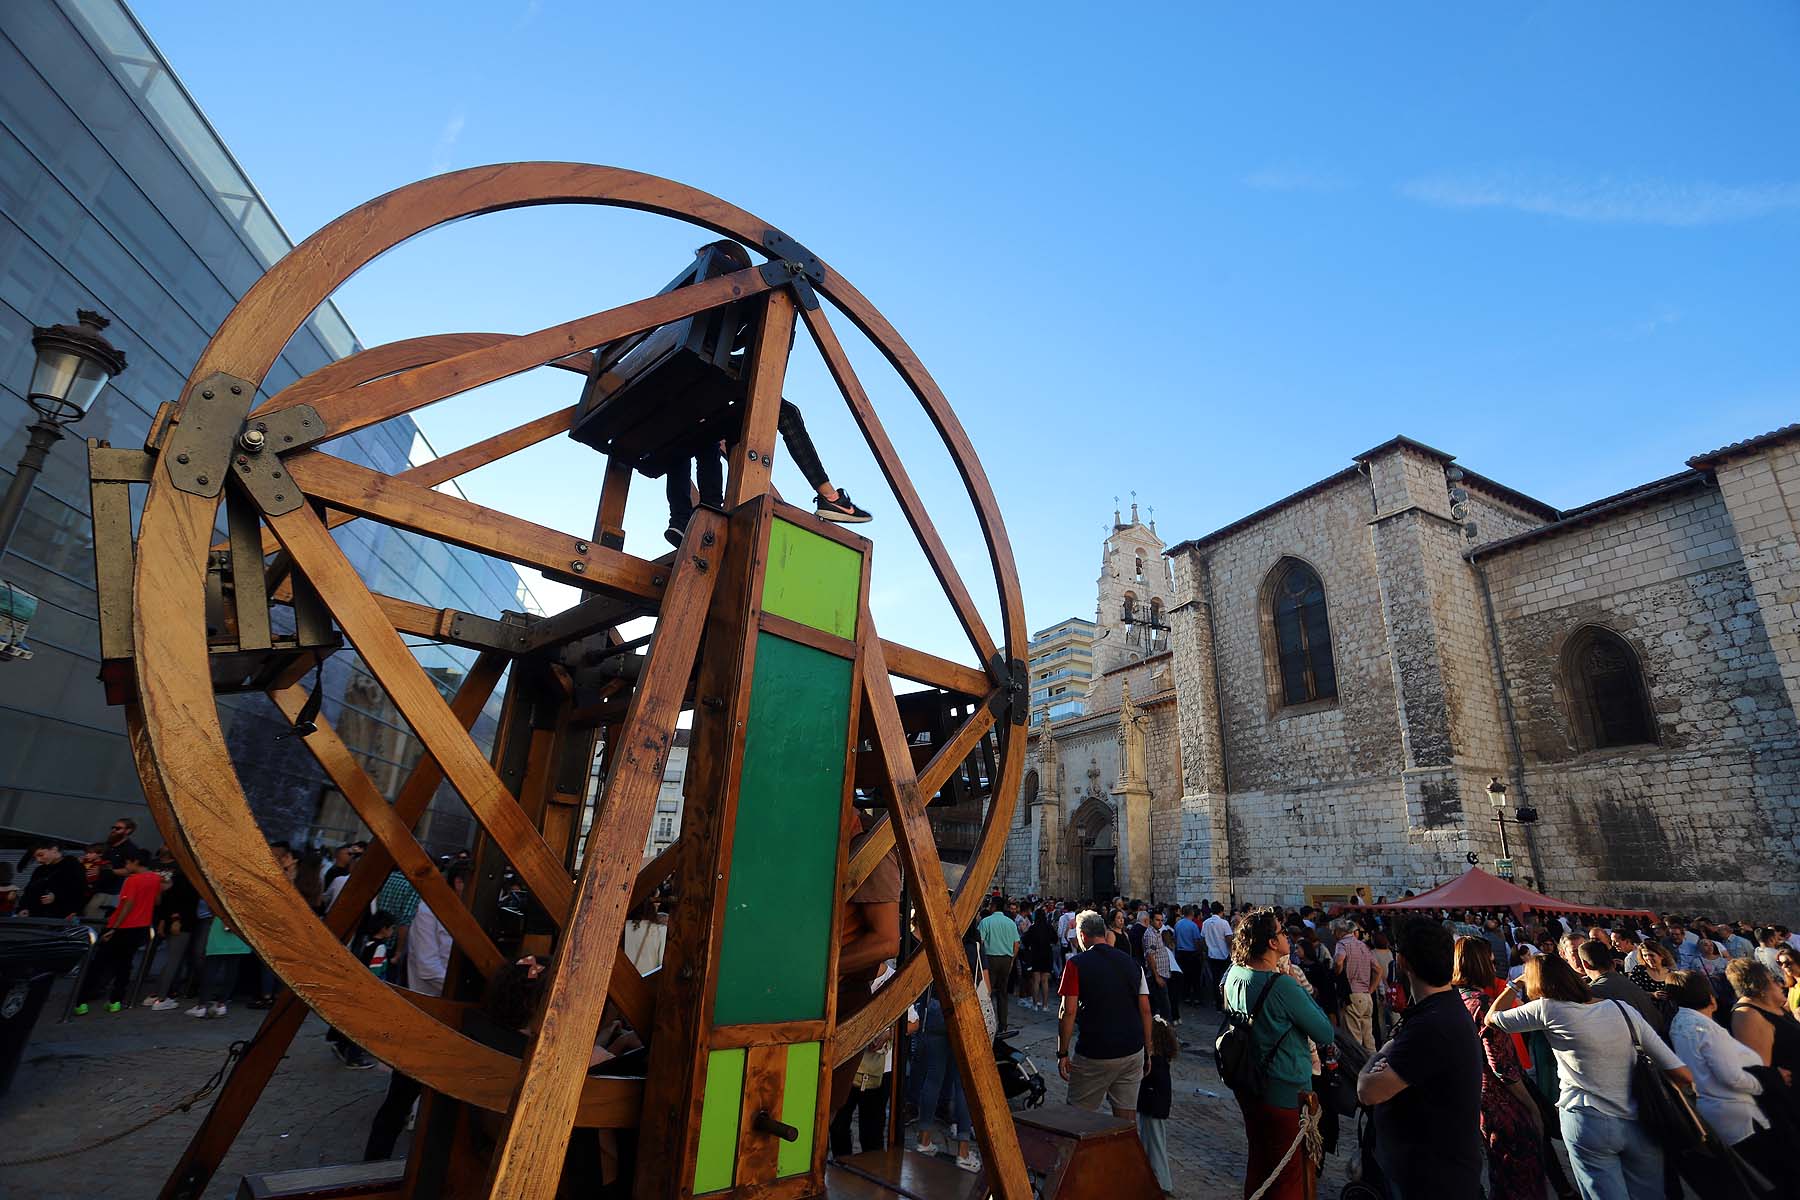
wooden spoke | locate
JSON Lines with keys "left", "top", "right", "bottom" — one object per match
{"left": 878, "top": 639, "right": 987, "bottom": 697}
{"left": 802, "top": 303, "right": 997, "bottom": 667}
{"left": 284, "top": 451, "right": 665, "bottom": 598}
{"left": 263, "top": 502, "right": 576, "bottom": 916}
{"left": 843, "top": 695, "right": 998, "bottom": 895}
{"left": 486, "top": 510, "right": 725, "bottom": 1200}
{"left": 724, "top": 289, "right": 797, "bottom": 507}
{"left": 265, "top": 267, "right": 772, "bottom": 443}
{"left": 268, "top": 680, "right": 507, "bottom": 978}
{"left": 855, "top": 624, "right": 1030, "bottom": 1200}
{"left": 262, "top": 333, "right": 587, "bottom": 417}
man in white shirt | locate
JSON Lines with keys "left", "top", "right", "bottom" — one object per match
{"left": 1200, "top": 901, "right": 1233, "bottom": 1012}
{"left": 407, "top": 862, "right": 468, "bottom": 1000}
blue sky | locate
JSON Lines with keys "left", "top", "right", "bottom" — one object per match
{"left": 137, "top": 2, "right": 1800, "bottom": 665}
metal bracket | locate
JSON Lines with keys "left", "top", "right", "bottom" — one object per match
{"left": 446, "top": 608, "right": 537, "bottom": 654}
{"left": 229, "top": 404, "right": 323, "bottom": 516}
{"left": 987, "top": 654, "right": 1029, "bottom": 725}
{"left": 758, "top": 229, "right": 824, "bottom": 310}
{"left": 164, "top": 373, "right": 259, "bottom": 498}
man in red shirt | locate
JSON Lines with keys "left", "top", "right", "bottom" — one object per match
{"left": 74, "top": 848, "right": 161, "bottom": 1015}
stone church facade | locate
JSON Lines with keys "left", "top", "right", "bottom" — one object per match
{"left": 1003, "top": 431, "right": 1800, "bottom": 921}
{"left": 1002, "top": 504, "right": 1185, "bottom": 902}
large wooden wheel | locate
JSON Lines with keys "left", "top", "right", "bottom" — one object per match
{"left": 119, "top": 165, "right": 1029, "bottom": 1200}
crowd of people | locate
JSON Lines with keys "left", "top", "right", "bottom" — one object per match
{"left": 13, "top": 822, "right": 1800, "bottom": 1200}
{"left": 915, "top": 891, "right": 1800, "bottom": 1200}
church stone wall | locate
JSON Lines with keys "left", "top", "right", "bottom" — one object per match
{"left": 1480, "top": 482, "right": 1800, "bottom": 918}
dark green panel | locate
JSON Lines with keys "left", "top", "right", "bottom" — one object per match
{"left": 713, "top": 634, "right": 853, "bottom": 1025}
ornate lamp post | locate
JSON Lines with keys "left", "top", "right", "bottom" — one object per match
{"left": 0, "top": 309, "right": 127, "bottom": 660}
{"left": 1485, "top": 776, "right": 1538, "bottom": 879}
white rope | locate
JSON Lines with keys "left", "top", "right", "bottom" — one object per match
{"left": 1244, "top": 1101, "right": 1322, "bottom": 1200}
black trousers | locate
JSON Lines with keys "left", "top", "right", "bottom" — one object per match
{"left": 1207, "top": 957, "right": 1230, "bottom": 1010}
{"left": 365, "top": 1070, "right": 423, "bottom": 1160}
{"left": 828, "top": 1072, "right": 890, "bottom": 1156}
{"left": 666, "top": 401, "right": 830, "bottom": 528}
{"left": 79, "top": 926, "right": 148, "bottom": 1005}
{"left": 1175, "top": 949, "right": 1205, "bottom": 1002}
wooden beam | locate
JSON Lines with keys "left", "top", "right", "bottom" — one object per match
{"left": 592, "top": 456, "right": 633, "bottom": 551}
{"left": 285, "top": 450, "right": 665, "bottom": 598}
{"left": 270, "top": 267, "right": 772, "bottom": 443}
{"left": 484, "top": 509, "right": 725, "bottom": 1200}
{"left": 802, "top": 303, "right": 997, "bottom": 667}
{"left": 724, "top": 289, "right": 796, "bottom": 508}
{"left": 231, "top": 403, "right": 578, "bottom": 560}
{"left": 262, "top": 333, "right": 586, "bottom": 418}
{"left": 879, "top": 639, "right": 987, "bottom": 697}
{"left": 263, "top": 503, "right": 576, "bottom": 916}
{"left": 856, "top": 629, "right": 1030, "bottom": 1200}
{"left": 268, "top": 681, "right": 507, "bottom": 978}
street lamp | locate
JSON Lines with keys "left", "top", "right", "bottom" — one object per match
{"left": 0, "top": 309, "right": 127, "bottom": 660}
{"left": 1486, "top": 776, "right": 1511, "bottom": 860}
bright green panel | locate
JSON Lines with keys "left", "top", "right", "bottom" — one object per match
{"left": 713, "top": 634, "right": 854, "bottom": 1024}
{"left": 693, "top": 1048, "right": 745, "bottom": 1194}
{"left": 763, "top": 519, "right": 861, "bottom": 641}
{"left": 777, "top": 1041, "right": 822, "bottom": 1178}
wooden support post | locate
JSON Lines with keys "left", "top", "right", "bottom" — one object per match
{"left": 724, "top": 290, "right": 796, "bottom": 508}
{"left": 593, "top": 456, "right": 633, "bottom": 551}
{"left": 859, "top": 627, "right": 1031, "bottom": 1200}
{"left": 484, "top": 508, "right": 725, "bottom": 1200}
{"left": 634, "top": 499, "right": 766, "bottom": 1200}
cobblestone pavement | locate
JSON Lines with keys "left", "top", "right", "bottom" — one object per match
{"left": 2, "top": 976, "right": 1360, "bottom": 1199}
{"left": 983, "top": 994, "right": 1356, "bottom": 1199}
{"left": 1, "top": 976, "right": 396, "bottom": 1200}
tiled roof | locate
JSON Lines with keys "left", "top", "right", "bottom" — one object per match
{"left": 1687, "top": 424, "right": 1800, "bottom": 470}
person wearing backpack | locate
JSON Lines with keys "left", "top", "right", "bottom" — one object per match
{"left": 1220, "top": 908, "right": 1333, "bottom": 1200}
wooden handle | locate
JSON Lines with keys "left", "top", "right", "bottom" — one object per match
{"left": 751, "top": 1110, "right": 798, "bottom": 1143}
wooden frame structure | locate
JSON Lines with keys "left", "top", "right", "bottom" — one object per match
{"left": 94, "top": 164, "right": 1032, "bottom": 1200}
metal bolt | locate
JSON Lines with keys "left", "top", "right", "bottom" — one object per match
{"left": 275, "top": 493, "right": 285, "bottom": 501}
{"left": 196, "top": 474, "right": 209, "bottom": 486}
{"left": 283, "top": 434, "right": 293, "bottom": 443}
{"left": 176, "top": 453, "right": 190, "bottom": 464}
{"left": 701, "top": 531, "right": 716, "bottom": 547}
{"left": 230, "top": 384, "right": 242, "bottom": 395}
{"left": 301, "top": 418, "right": 310, "bottom": 426}
{"left": 576, "top": 541, "right": 589, "bottom": 553}
{"left": 236, "top": 455, "right": 248, "bottom": 466}
{"left": 239, "top": 428, "right": 266, "bottom": 451}
{"left": 747, "top": 450, "right": 759, "bottom": 462}
{"left": 256, "top": 422, "right": 268, "bottom": 432}
{"left": 572, "top": 561, "right": 586, "bottom": 573}
{"left": 652, "top": 575, "right": 666, "bottom": 587}
{"left": 202, "top": 389, "right": 214, "bottom": 400}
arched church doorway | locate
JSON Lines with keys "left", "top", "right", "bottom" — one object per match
{"left": 1069, "top": 796, "right": 1117, "bottom": 903}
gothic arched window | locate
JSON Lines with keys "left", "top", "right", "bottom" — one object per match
{"left": 1566, "top": 626, "right": 1656, "bottom": 749}
{"left": 1270, "top": 560, "right": 1336, "bottom": 706}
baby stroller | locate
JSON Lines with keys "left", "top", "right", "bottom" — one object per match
{"left": 993, "top": 1032, "right": 1045, "bottom": 1110}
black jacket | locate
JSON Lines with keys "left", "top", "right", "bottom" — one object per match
{"left": 1137, "top": 1053, "right": 1171, "bottom": 1119}
{"left": 24, "top": 857, "right": 86, "bottom": 917}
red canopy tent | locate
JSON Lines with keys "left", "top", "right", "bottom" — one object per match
{"left": 1334, "top": 867, "right": 1658, "bottom": 922}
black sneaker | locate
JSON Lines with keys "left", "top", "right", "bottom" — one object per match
{"left": 664, "top": 523, "right": 685, "bottom": 548}
{"left": 816, "top": 490, "right": 871, "bottom": 524}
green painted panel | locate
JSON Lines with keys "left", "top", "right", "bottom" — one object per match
{"left": 763, "top": 519, "right": 861, "bottom": 641}
{"left": 693, "top": 1048, "right": 745, "bottom": 1194}
{"left": 713, "top": 634, "right": 854, "bottom": 1024}
{"left": 777, "top": 1041, "right": 822, "bottom": 1178}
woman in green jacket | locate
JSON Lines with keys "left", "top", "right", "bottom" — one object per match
{"left": 1223, "top": 908, "right": 1334, "bottom": 1200}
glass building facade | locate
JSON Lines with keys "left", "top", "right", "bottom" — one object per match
{"left": 0, "top": 0, "right": 543, "bottom": 856}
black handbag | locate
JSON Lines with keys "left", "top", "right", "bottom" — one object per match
{"left": 1609, "top": 1000, "right": 1705, "bottom": 1154}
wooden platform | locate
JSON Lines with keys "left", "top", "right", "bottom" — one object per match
{"left": 237, "top": 1160, "right": 405, "bottom": 1199}
{"left": 825, "top": 1148, "right": 991, "bottom": 1199}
